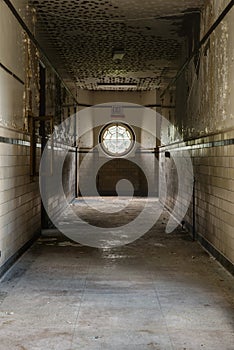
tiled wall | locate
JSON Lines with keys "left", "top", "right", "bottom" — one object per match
{"left": 159, "top": 1, "right": 234, "bottom": 271}
{"left": 0, "top": 1, "right": 41, "bottom": 273}
{"left": 160, "top": 129, "right": 234, "bottom": 266}
{"left": 0, "top": 0, "right": 78, "bottom": 274}
{"left": 0, "top": 127, "right": 41, "bottom": 272}
{"left": 43, "top": 146, "right": 76, "bottom": 224}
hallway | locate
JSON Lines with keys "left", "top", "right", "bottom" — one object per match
{"left": 1, "top": 0, "right": 234, "bottom": 348}
{"left": 0, "top": 199, "right": 233, "bottom": 350}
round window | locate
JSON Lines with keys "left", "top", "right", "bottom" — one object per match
{"left": 100, "top": 123, "right": 135, "bottom": 156}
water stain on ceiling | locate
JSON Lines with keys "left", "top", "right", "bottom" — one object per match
{"left": 29, "top": 0, "right": 205, "bottom": 91}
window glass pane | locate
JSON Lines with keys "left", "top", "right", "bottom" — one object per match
{"left": 109, "top": 126, "right": 116, "bottom": 133}
{"left": 101, "top": 123, "right": 133, "bottom": 155}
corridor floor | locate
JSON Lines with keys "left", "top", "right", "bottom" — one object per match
{"left": 0, "top": 198, "right": 233, "bottom": 350}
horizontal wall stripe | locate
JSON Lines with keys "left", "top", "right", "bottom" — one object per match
{"left": 0, "top": 136, "right": 41, "bottom": 148}
{"left": 47, "top": 144, "right": 76, "bottom": 151}
{"left": 0, "top": 136, "right": 30, "bottom": 146}
{"left": 77, "top": 149, "right": 156, "bottom": 154}
{"left": 160, "top": 137, "right": 234, "bottom": 152}
{"left": 0, "top": 136, "right": 77, "bottom": 151}
{"left": 1, "top": 134, "right": 233, "bottom": 152}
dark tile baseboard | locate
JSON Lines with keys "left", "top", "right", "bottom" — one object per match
{"left": 196, "top": 233, "right": 234, "bottom": 275}
{"left": 185, "top": 221, "right": 234, "bottom": 275}
{"left": 0, "top": 229, "right": 41, "bottom": 279}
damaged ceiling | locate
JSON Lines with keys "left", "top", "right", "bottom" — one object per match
{"left": 29, "top": 0, "right": 205, "bottom": 91}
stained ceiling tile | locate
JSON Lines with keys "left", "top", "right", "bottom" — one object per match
{"left": 29, "top": 0, "right": 205, "bottom": 91}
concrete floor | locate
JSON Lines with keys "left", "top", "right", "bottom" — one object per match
{"left": 0, "top": 198, "right": 234, "bottom": 350}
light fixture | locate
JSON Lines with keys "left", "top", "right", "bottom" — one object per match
{"left": 97, "top": 83, "right": 137, "bottom": 90}
{"left": 112, "top": 49, "right": 125, "bottom": 61}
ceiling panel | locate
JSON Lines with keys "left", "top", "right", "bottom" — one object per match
{"left": 29, "top": 0, "right": 205, "bottom": 91}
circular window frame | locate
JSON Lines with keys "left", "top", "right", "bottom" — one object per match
{"left": 99, "top": 122, "right": 135, "bottom": 157}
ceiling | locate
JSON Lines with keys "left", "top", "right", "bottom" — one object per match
{"left": 29, "top": 0, "right": 205, "bottom": 91}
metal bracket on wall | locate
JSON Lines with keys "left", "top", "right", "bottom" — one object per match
{"left": 29, "top": 115, "right": 54, "bottom": 177}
